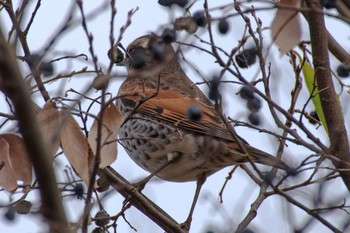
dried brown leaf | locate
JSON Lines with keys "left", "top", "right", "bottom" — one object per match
{"left": 60, "top": 113, "right": 94, "bottom": 186}
{"left": 271, "top": 0, "right": 301, "bottom": 53}
{"left": 0, "top": 134, "right": 32, "bottom": 191}
{"left": 174, "top": 17, "right": 198, "bottom": 34}
{"left": 88, "top": 104, "right": 122, "bottom": 168}
{"left": 0, "top": 137, "right": 16, "bottom": 191}
{"left": 37, "top": 100, "right": 60, "bottom": 157}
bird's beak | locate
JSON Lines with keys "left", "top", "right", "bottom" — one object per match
{"left": 116, "top": 59, "right": 127, "bottom": 67}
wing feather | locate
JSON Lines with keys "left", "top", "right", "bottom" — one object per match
{"left": 120, "top": 90, "right": 235, "bottom": 141}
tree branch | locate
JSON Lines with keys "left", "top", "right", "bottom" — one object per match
{"left": 327, "top": 31, "right": 350, "bottom": 66}
{"left": 305, "top": 0, "right": 350, "bottom": 192}
{"left": 0, "top": 28, "right": 70, "bottom": 233}
{"left": 98, "top": 167, "right": 186, "bottom": 233}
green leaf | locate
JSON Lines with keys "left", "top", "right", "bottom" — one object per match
{"left": 296, "top": 53, "right": 328, "bottom": 134}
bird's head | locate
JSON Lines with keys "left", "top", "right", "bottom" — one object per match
{"left": 123, "top": 34, "right": 179, "bottom": 73}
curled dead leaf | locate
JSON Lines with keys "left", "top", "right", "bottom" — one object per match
{"left": 88, "top": 103, "right": 122, "bottom": 168}
{"left": 0, "top": 134, "right": 32, "bottom": 191}
{"left": 271, "top": 0, "right": 301, "bottom": 54}
{"left": 60, "top": 112, "right": 94, "bottom": 186}
{"left": 174, "top": 17, "right": 198, "bottom": 34}
{"left": 0, "top": 137, "right": 14, "bottom": 191}
{"left": 37, "top": 100, "right": 60, "bottom": 157}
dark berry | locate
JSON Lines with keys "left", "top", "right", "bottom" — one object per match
{"left": 158, "top": 0, "right": 188, "bottom": 7}
{"left": 15, "top": 200, "right": 32, "bottom": 215}
{"left": 176, "top": 0, "right": 189, "bottom": 7}
{"left": 39, "top": 62, "right": 54, "bottom": 77}
{"left": 130, "top": 48, "right": 146, "bottom": 69}
{"left": 321, "top": 0, "right": 336, "bottom": 9}
{"left": 192, "top": 11, "right": 207, "bottom": 27}
{"left": 248, "top": 112, "right": 261, "bottom": 126}
{"left": 26, "top": 54, "right": 54, "bottom": 76}
{"left": 149, "top": 42, "right": 165, "bottom": 60}
{"left": 26, "top": 54, "right": 41, "bottom": 68}
{"left": 247, "top": 96, "right": 261, "bottom": 113}
{"left": 235, "top": 53, "right": 250, "bottom": 68}
{"left": 91, "top": 227, "right": 105, "bottom": 233}
{"left": 239, "top": 85, "right": 255, "bottom": 100}
{"left": 107, "top": 46, "right": 124, "bottom": 64}
{"left": 310, "top": 111, "right": 320, "bottom": 121}
{"left": 97, "top": 178, "right": 110, "bottom": 192}
{"left": 208, "top": 75, "right": 221, "bottom": 102}
{"left": 235, "top": 48, "right": 257, "bottom": 68}
{"left": 4, "top": 207, "right": 16, "bottom": 222}
{"left": 158, "top": 0, "right": 173, "bottom": 7}
{"left": 161, "top": 28, "right": 177, "bottom": 43}
{"left": 187, "top": 104, "right": 202, "bottom": 121}
{"left": 287, "top": 167, "right": 298, "bottom": 177}
{"left": 309, "top": 111, "right": 320, "bottom": 125}
{"left": 74, "top": 183, "right": 85, "bottom": 199}
{"left": 218, "top": 18, "right": 229, "bottom": 34}
{"left": 95, "top": 210, "right": 110, "bottom": 227}
{"left": 336, "top": 64, "right": 350, "bottom": 78}
{"left": 242, "top": 229, "right": 255, "bottom": 233}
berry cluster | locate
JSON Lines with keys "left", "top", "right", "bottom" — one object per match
{"left": 235, "top": 48, "right": 257, "bottom": 68}
{"left": 239, "top": 85, "right": 262, "bottom": 125}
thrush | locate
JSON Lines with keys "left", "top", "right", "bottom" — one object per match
{"left": 116, "top": 34, "right": 289, "bottom": 229}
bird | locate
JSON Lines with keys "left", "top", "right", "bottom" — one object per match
{"left": 116, "top": 34, "right": 290, "bottom": 230}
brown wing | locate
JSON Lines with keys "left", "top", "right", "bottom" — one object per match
{"left": 120, "top": 89, "right": 237, "bottom": 142}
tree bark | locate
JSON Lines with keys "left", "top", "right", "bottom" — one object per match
{"left": 305, "top": 0, "right": 350, "bottom": 192}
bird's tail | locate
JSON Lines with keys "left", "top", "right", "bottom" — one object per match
{"left": 243, "top": 145, "right": 290, "bottom": 171}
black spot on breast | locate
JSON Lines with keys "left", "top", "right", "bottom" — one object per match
{"left": 148, "top": 144, "right": 157, "bottom": 152}
{"left": 144, "top": 153, "right": 151, "bottom": 160}
{"left": 163, "top": 138, "right": 171, "bottom": 144}
{"left": 153, "top": 107, "right": 163, "bottom": 114}
{"left": 131, "top": 144, "right": 137, "bottom": 150}
{"left": 140, "top": 139, "right": 147, "bottom": 145}
{"left": 149, "top": 130, "right": 159, "bottom": 138}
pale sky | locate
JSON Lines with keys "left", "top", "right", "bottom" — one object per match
{"left": 1, "top": 1, "right": 350, "bottom": 233}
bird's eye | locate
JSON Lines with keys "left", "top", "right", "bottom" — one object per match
{"left": 128, "top": 47, "right": 147, "bottom": 69}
